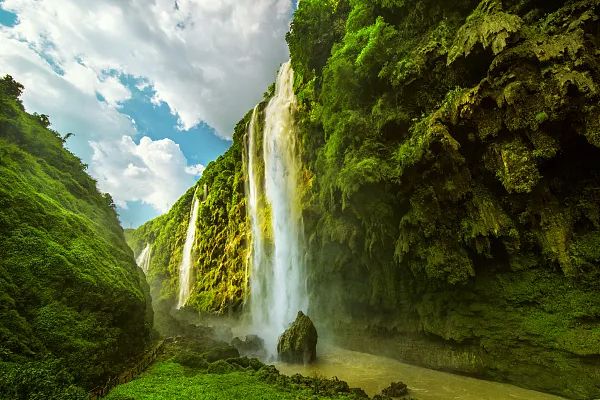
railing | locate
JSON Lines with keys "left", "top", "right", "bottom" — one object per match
{"left": 89, "top": 338, "right": 170, "bottom": 399}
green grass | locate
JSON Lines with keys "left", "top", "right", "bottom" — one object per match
{"left": 107, "top": 362, "right": 349, "bottom": 400}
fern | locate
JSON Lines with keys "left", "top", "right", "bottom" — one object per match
{"left": 447, "top": 0, "right": 522, "bottom": 64}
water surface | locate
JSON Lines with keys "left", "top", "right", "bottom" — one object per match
{"left": 276, "top": 343, "right": 564, "bottom": 400}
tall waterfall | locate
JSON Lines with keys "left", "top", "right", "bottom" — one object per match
{"left": 177, "top": 195, "right": 200, "bottom": 309}
{"left": 136, "top": 243, "right": 152, "bottom": 274}
{"left": 247, "top": 61, "right": 308, "bottom": 355}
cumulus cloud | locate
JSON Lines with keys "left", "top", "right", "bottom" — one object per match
{"left": 0, "top": 0, "right": 293, "bottom": 137}
{"left": 0, "top": 35, "right": 136, "bottom": 159}
{"left": 0, "top": 0, "right": 292, "bottom": 216}
{"left": 185, "top": 164, "right": 206, "bottom": 176}
{"left": 90, "top": 136, "right": 197, "bottom": 212}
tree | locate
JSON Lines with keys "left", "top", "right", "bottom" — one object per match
{"left": 0, "top": 75, "right": 24, "bottom": 100}
{"left": 33, "top": 112, "right": 51, "bottom": 128}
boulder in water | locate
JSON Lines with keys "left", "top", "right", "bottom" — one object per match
{"left": 380, "top": 381, "right": 408, "bottom": 397}
{"left": 277, "top": 311, "right": 318, "bottom": 363}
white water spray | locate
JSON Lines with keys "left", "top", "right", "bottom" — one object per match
{"left": 247, "top": 61, "right": 308, "bottom": 355}
{"left": 177, "top": 195, "right": 200, "bottom": 309}
{"left": 136, "top": 243, "right": 152, "bottom": 274}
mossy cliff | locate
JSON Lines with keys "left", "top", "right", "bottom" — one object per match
{"left": 130, "top": 0, "right": 600, "bottom": 398}
{"left": 0, "top": 76, "right": 153, "bottom": 398}
{"left": 290, "top": 0, "right": 600, "bottom": 398}
{"left": 126, "top": 106, "right": 257, "bottom": 319}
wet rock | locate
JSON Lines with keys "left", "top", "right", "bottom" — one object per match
{"left": 381, "top": 381, "right": 409, "bottom": 397}
{"left": 277, "top": 311, "right": 318, "bottom": 363}
{"left": 231, "top": 334, "right": 265, "bottom": 357}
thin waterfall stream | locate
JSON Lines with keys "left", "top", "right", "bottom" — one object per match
{"left": 246, "top": 61, "right": 307, "bottom": 356}
{"left": 177, "top": 194, "right": 200, "bottom": 309}
{"left": 136, "top": 243, "right": 152, "bottom": 274}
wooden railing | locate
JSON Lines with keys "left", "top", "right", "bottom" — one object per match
{"left": 89, "top": 338, "right": 170, "bottom": 399}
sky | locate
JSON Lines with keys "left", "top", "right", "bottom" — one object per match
{"left": 0, "top": 0, "right": 295, "bottom": 227}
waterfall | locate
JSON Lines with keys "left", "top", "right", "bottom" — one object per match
{"left": 247, "top": 61, "right": 308, "bottom": 356}
{"left": 136, "top": 243, "right": 152, "bottom": 274}
{"left": 245, "top": 106, "right": 261, "bottom": 305}
{"left": 177, "top": 194, "right": 200, "bottom": 309}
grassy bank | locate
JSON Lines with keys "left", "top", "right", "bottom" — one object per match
{"left": 106, "top": 361, "right": 364, "bottom": 400}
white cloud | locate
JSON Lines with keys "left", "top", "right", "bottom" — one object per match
{"left": 90, "top": 136, "right": 197, "bottom": 212}
{"left": 185, "top": 164, "right": 206, "bottom": 176}
{"left": 0, "top": 0, "right": 292, "bottom": 217}
{"left": 0, "top": 35, "right": 136, "bottom": 159}
{"left": 0, "top": 0, "right": 293, "bottom": 137}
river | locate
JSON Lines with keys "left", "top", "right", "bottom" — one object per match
{"left": 275, "top": 343, "right": 564, "bottom": 400}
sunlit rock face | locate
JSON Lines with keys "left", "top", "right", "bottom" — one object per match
{"left": 277, "top": 311, "right": 318, "bottom": 364}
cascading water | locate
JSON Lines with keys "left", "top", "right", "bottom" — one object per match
{"left": 177, "top": 194, "right": 200, "bottom": 309}
{"left": 136, "top": 243, "right": 152, "bottom": 274}
{"left": 245, "top": 106, "right": 262, "bottom": 305}
{"left": 247, "top": 61, "right": 308, "bottom": 356}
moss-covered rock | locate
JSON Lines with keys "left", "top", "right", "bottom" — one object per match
{"left": 381, "top": 381, "right": 409, "bottom": 397}
{"left": 277, "top": 311, "right": 318, "bottom": 364}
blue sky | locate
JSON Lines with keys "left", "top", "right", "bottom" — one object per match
{"left": 108, "top": 75, "right": 230, "bottom": 228}
{"left": 119, "top": 75, "right": 229, "bottom": 169}
{"left": 0, "top": 0, "right": 293, "bottom": 227}
{"left": 0, "top": 6, "right": 16, "bottom": 27}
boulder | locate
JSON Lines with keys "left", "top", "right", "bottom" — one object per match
{"left": 381, "top": 381, "right": 408, "bottom": 397}
{"left": 277, "top": 311, "right": 318, "bottom": 363}
{"left": 231, "top": 334, "right": 265, "bottom": 355}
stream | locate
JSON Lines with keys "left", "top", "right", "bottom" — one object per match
{"left": 275, "top": 343, "right": 564, "bottom": 400}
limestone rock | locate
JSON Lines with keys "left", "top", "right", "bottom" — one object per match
{"left": 277, "top": 311, "right": 318, "bottom": 363}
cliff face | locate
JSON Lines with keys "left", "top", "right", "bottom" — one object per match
{"left": 0, "top": 76, "right": 153, "bottom": 397}
{"left": 131, "top": 0, "right": 600, "bottom": 397}
{"left": 290, "top": 0, "right": 600, "bottom": 398}
{"left": 126, "top": 108, "right": 253, "bottom": 319}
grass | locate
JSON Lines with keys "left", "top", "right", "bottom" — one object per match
{"left": 106, "top": 361, "right": 353, "bottom": 400}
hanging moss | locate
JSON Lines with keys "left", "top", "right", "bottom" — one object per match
{"left": 447, "top": 0, "right": 523, "bottom": 64}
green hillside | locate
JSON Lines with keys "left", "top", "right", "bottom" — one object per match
{"left": 0, "top": 76, "right": 153, "bottom": 399}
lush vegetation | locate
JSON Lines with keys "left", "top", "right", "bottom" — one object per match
{"left": 106, "top": 361, "right": 369, "bottom": 400}
{"left": 106, "top": 334, "right": 370, "bottom": 400}
{"left": 0, "top": 75, "right": 153, "bottom": 398}
{"left": 288, "top": 0, "right": 600, "bottom": 398}
{"left": 131, "top": 0, "right": 600, "bottom": 398}
{"left": 126, "top": 107, "right": 254, "bottom": 320}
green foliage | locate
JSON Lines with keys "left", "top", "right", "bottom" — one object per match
{"left": 0, "top": 359, "right": 88, "bottom": 400}
{"left": 285, "top": 0, "right": 600, "bottom": 397}
{"left": 107, "top": 358, "right": 367, "bottom": 400}
{"left": 127, "top": 109, "right": 253, "bottom": 315}
{"left": 0, "top": 75, "right": 24, "bottom": 101}
{"left": 287, "top": 0, "right": 350, "bottom": 81}
{"left": 0, "top": 75, "right": 153, "bottom": 392}
{"left": 447, "top": 0, "right": 523, "bottom": 64}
